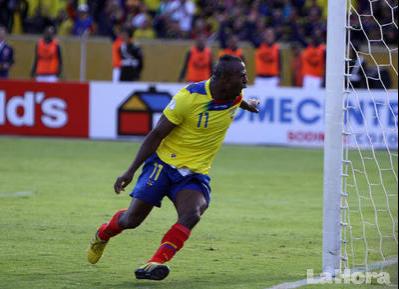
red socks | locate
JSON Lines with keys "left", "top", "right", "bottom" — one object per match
{"left": 97, "top": 212, "right": 191, "bottom": 264}
{"left": 149, "top": 223, "right": 191, "bottom": 264}
{"left": 98, "top": 209, "right": 127, "bottom": 241}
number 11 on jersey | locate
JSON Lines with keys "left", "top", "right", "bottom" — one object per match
{"left": 197, "top": 112, "right": 209, "bottom": 128}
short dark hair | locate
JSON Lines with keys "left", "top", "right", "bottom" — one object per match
{"left": 121, "top": 26, "right": 134, "bottom": 38}
{"left": 213, "top": 55, "right": 243, "bottom": 79}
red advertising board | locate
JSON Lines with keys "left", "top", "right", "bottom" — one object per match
{"left": 0, "top": 80, "right": 89, "bottom": 138}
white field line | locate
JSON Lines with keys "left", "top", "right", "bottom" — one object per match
{"left": 0, "top": 191, "right": 35, "bottom": 198}
{"left": 265, "top": 257, "right": 398, "bottom": 289}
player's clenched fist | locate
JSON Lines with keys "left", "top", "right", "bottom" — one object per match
{"left": 114, "top": 172, "right": 134, "bottom": 194}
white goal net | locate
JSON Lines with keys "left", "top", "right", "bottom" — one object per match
{"left": 342, "top": 0, "right": 398, "bottom": 273}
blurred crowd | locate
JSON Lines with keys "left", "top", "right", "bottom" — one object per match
{"left": 1, "top": 0, "right": 329, "bottom": 41}
{"left": 0, "top": 0, "right": 396, "bottom": 88}
{"left": 1, "top": 0, "right": 396, "bottom": 43}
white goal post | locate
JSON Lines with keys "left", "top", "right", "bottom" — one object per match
{"left": 323, "top": 0, "right": 398, "bottom": 276}
{"left": 323, "top": 0, "right": 347, "bottom": 275}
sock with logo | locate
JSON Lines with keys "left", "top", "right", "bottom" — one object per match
{"left": 97, "top": 209, "right": 127, "bottom": 241}
{"left": 149, "top": 223, "right": 191, "bottom": 264}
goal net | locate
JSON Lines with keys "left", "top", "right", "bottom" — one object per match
{"left": 342, "top": 0, "right": 398, "bottom": 273}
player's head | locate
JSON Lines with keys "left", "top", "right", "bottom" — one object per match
{"left": 43, "top": 26, "right": 56, "bottom": 42}
{"left": 212, "top": 55, "right": 248, "bottom": 99}
{"left": 263, "top": 28, "right": 276, "bottom": 45}
{"left": 0, "top": 26, "right": 6, "bottom": 41}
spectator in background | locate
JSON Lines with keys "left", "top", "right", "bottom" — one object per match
{"left": 101, "top": 0, "right": 124, "bottom": 37}
{"left": 369, "top": 68, "right": 392, "bottom": 89}
{"left": 72, "top": 4, "right": 95, "bottom": 36}
{"left": 348, "top": 43, "right": 367, "bottom": 89}
{"left": 252, "top": 28, "right": 282, "bottom": 88}
{"left": 179, "top": 34, "right": 213, "bottom": 83}
{"left": 26, "top": 0, "right": 67, "bottom": 19}
{"left": 281, "top": 0, "right": 294, "bottom": 20}
{"left": 0, "top": 0, "right": 12, "bottom": 31}
{"left": 305, "top": 0, "right": 327, "bottom": 19}
{"left": 156, "top": 0, "right": 195, "bottom": 38}
{"left": 301, "top": 29, "right": 326, "bottom": 89}
{"left": 269, "top": 9, "right": 285, "bottom": 39}
{"left": 134, "top": 14, "right": 156, "bottom": 40}
{"left": 190, "top": 17, "right": 213, "bottom": 39}
{"left": 0, "top": 25, "right": 14, "bottom": 79}
{"left": 169, "top": 0, "right": 195, "bottom": 38}
{"left": 124, "top": 0, "right": 143, "bottom": 28}
{"left": 306, "top": 0, "right": 323, "bottom": 19}
{"left": 218, "top": 14, "right": 245, "bottom": 61}
{"left": 8, "top": 0, "right": 29, "bottom": 34}
{"left": 144, "top": 0, "right": 161, "bottom": 16}
{"left": 219, "top": 35, "right": 245, "bottom": 62}
{"left": 119, "top": 27, "right": 143, "bottom": 81}
{"left": 292, "top": 0, "right": 306, "bottom": 15}
{"left": 303, "top": 0, "right": 326, "bottom": 39}
{"left": 112, "top": 28, "right": 123, "bottom": 83}
{"left": 56, "top": 9, "right": 74, "bottom": 35}
{"left": 130, "top": 3, "right": 149, "bottom": 30}
{"left": 24, "top": 0, "right": 67, "bottom": 34}
{"left": 31, "top": 26, "right": 63, "bottom": 82}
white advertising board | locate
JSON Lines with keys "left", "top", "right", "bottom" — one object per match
{"left": 89, "top": 82, "right": 398, "bottom": 149}
{"left": 226, "top": 87, "right": 398, "bottom": 149}
{"left": 89, "top": 82, "right": 181, "bottom": 139}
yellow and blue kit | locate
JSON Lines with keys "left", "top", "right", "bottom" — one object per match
{"left": 131, "top": 80, "right": 243, "bottom": 207}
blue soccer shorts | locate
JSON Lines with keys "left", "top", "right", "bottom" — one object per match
{"left": 130, "top": 154, "right": 211, "bottom": 207}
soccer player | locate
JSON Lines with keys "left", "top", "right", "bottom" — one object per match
{"left": 87, "top": 55, "right": 259, "bottom": 281}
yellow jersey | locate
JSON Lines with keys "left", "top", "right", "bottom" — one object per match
{"left": 157, "top": 80, "right": 243, "bottom": 175}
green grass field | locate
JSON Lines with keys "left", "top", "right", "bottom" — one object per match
{"left": 0, "top": 137, "right": 397, "bottom": 289}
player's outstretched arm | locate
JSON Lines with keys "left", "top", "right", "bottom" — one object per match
{"left": 240, "top": 99, "right": 259, "bottom": 113}
{"left": 114, "top": 115, "right": 176, "bottom": 194}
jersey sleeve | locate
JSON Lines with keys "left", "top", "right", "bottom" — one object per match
{"left": 163, "top": 89, "right": 190, "bottom": 125}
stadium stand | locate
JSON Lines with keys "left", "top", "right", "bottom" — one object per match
{"left": 1, "top": 0, "right": 397, "bottom": 88}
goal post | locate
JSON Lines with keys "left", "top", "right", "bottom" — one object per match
{"left": 323, "top": 0, "right": 348, "bottom": 276}
{"left": 323, "top": 0, "right": 398, "bottom": 277}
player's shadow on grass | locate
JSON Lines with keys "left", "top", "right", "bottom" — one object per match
{"left": 116, "top": 273, "right": 269, "bottom": 289}
{"left": 118, "top": 279, "right": 229, "bottom": 289}
{"left": 116, "top": 281, "right": 181, "bottom": 289}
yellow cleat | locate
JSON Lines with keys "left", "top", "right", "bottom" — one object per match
{"left": 135, "top": 262, "right": 170, "bottom": 281}
{"left": 87, "top": 233, "right": 108, "bottom": 264}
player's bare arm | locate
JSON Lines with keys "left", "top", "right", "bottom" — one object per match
{"left": 114, "top": 115, "right": 176, "bottom": 194}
